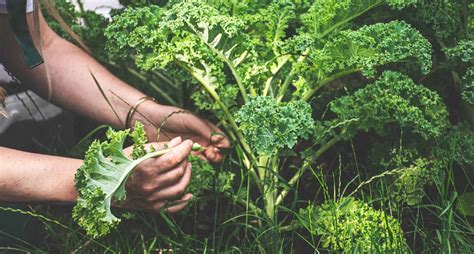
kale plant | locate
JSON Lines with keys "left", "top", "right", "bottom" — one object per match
{"left": 299, "top": 197, "right": 408, "bottom": 253}
{"left": 53, "top": 0, "right": 474, "bottom": 251}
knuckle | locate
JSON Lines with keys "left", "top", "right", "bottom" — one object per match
{"left": 171, "top": 152, "right": 181, "bottom": 165}
{"left": 176, "top": 185, "right": 186, "bottom": 195}
{"left": 153, "top": 202, "right": 164, "bottom": 212}
{"left": 140, "top": 184, "right": 154, "bottom": 194}
{"left": 145, "top": 195, "right": 156, "bottom": 203}
{"left": 176, "top": 166, "right": 186, "bottom": 178}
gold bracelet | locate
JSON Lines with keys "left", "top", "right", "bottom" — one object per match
{"left": 125, "top": 96, "right": 156, "bottom": 129}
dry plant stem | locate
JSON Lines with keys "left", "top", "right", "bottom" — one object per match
{"left": 109, "top": 90, "right": 158, "bottom": 126}
{"left": 275, "top": 136, "right": 340, "bottom": 206}
{"left": 348, "top": 167, "right": 404, "bottom": 197}
{"left": 90, "top": 71, "right": 124, "bottom": 127}
{"left": 40, "top": 0, "right": 91, "bottom": 54}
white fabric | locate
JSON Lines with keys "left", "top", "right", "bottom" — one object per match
{"left": 0, "top": 0, "right": 34, "bottom": 14}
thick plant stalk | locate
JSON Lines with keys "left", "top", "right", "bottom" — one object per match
{"left": 276, "top": 49, "right": 310, "bottom": 102}
{"left": 275, "top": 136, "right": 340, "bottom": 206}
{"left": 302, "top": 69, "right": 359, "bottom": 101}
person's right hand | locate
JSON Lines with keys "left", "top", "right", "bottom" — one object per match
{"left": 119, "top": 137, "right": 193, "bottom": 213}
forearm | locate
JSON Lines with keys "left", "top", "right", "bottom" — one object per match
{"left": 36, "top": 35, "right": 146, "bottom": 127}
{"left": 0, "top": 11, "right": 151, "bottom": 129}
{"left": 0, "top": 147, "right": 80, "bottom": 203}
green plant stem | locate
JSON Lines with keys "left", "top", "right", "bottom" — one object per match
{"left": 125, "top": 67, "right": 178, "bottom": 105}
{"left": 177, "top": 62, "right": 263, "bottom": 191}
{"left": 276, "top": 49, "right": 310, "bottom": 102}
{"left": 279, "top": 220, "right": 302, "bottom": 232}
{"left": 223, "top": 192, "right": 263, "bottom": 216}
{"left": 263, "top": 54, "right": 291, "bottom": 97}
{"left": 302, "top": 69, "right": 359, "bottom": 101}
{"left": 275, "top": 136, "right": 340, "bottom": 206}
{"left": 258, "top": 155, "right": 276, "bottom": 219}
{"left": 317, "top": 1, "right": 382, "bottom": 39}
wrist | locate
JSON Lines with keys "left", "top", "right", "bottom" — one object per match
{"left": 128, "top": 99, "right": 162, "bottom": 140}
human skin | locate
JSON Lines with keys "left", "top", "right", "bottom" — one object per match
{"left": 0, "top": 1, "right": 229, "bottom": 212}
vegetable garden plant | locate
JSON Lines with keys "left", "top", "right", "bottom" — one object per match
{"left": 7, "top": 0, "right": 473, "bottom": 253}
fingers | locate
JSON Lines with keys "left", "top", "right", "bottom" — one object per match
{"left": 141, "top": 193, "right": 193, "bottom": 213}
{"left": 152, "top": 139, "right": 193, "bottom": 174}
{"left": 210, "top": 129, "right": 231, "bottom": 149}
{"left": 204, "top": 146, "right": 222, "bottom": 162}
{"left": 152, "top": 159, "right": 189, "bottom": 189}
{"left": 146, "top": 163, "right": 192, "bottom": 202}
{"left": 165, "top": 193, "right": 193, "bottom": 213}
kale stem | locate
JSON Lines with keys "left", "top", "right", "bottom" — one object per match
{"left": 263, "top": 54, "right": 291, "bottom": 97}
{"left": 222, "top": 192, "right": 263, "bottom": 216}
{"left": 176, "top": 62, "right": 262, "bottom": 191}
{"left": 302, "top": 69, "right": 359, "bottom": 101}
{"left": 276, "top": 49, "right": 310, "bottom": 102}
{"left": 274, "top": 136, "right": 340, "bottom": 206}
{"left": 317, "top": 1, "right": 382, "bottom": 39}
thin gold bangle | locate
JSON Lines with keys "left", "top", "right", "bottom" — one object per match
{"left": 125, "top": 96, "right": 156, "bottom": 129}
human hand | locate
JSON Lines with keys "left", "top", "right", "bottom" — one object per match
{"left": 141, "top": 104, "right": 231, "bottom": 163}
{"left": 120, "top": 137, "right": 193, "bottom": 213}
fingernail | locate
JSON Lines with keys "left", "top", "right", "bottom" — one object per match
{"left": 169, "top": 136, "right": 182, "bottom": 146}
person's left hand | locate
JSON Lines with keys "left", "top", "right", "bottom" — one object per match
{"left": 143, "top": 104, "right": 230, "bottom": 163}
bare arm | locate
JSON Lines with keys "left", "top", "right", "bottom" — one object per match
{"left": 0, "top": 147, "right": 79, "bottom": 202}
{"left": 0, "top": 7, "right": 145, "bottom": 128}
{"left": 0, "top": 3, "right": 226, "bottom": 205}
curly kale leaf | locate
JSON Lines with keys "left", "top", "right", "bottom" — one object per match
{"left": 106, "top": 2, "right": 247, "bottom": 71}
{"left": 236, "top": 96, "right": 314, "bottom": 155}
{"left": 445, "top": 40, "right": 474, "bottom": 64}
{"left": 73, "top": 122, "right": 169, "bottom": 238}
{"left": 301, "top": 0, "right": 416, "bottom": 38}
{"left": 299, "top": 197, "right": 408, "bottom": 253}
{"left": 413, "top": 0, "right": 464, "bottom": 41}
{"left": 461, "top": 67, "right": 474, "bottom": 105}
{"left": 393, "top": 157, "right": 445, "bottom": 205}
{"left": 323, "top": 71, "right": 449, "bottom": 141}
{"left": 187, "top": 156, "right": 234, "bottom": 195}
{"left": 105, "top": 2, "right": 249, "bottom": 112}
{"left": 447, "top": 124, "right": 474, "bottom": 167}
{"left": 311, "top": 21, "right": 432, "bottom": 78}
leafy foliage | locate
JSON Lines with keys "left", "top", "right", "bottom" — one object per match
{"left": 393, "top": 157, "right": 445, "bottom": 205}
{"left": 322, "top": 71, "right": 449, "bottom": 140}
{"left": 299, "top": 197, "right": 408, "bottom": 253}
{"left": 73, "top": 123, "right": 148, "bottom": 238}
{"left": 445, "top": 40, "right": 474, "bottom": 63}
{"left": 236, "top": 96, "right": 314, "bottom": 155}
{"left": 462, "top": 67, "right": 474, "bottom": 104}
{"left": 32, "top": 0, "right": 474, "bottom": 252}
{"left": 73, "top": 122, "right": 199, "bottom": 238}
{"left": 309, "top": 21, "right": 432, "bottom": 78}
{"left": 414, "top": 0, "right": 464, "bottom": 41}
{"left": 301, "top": 0, "right": 417, "bottom": 37}
{"left": 187, "top": 156, "right": 234, "bottom": 195}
